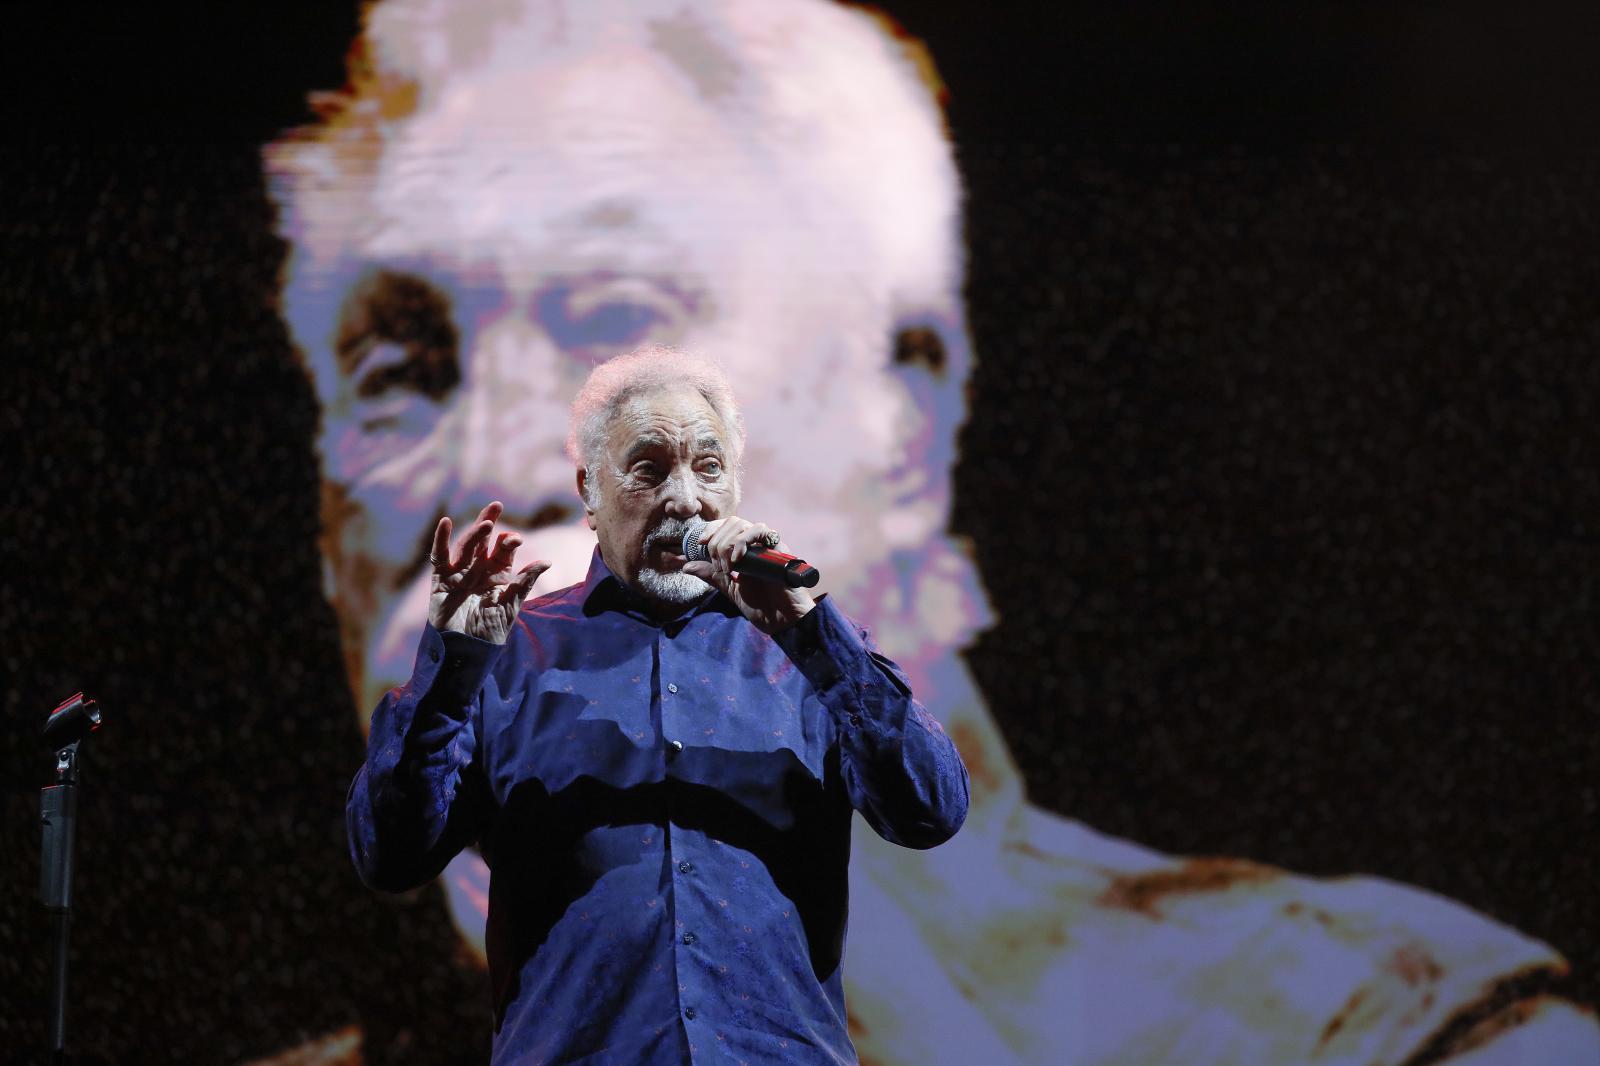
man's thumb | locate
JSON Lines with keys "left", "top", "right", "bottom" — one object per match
{"left": 509, "top": 560, "right": 552, "bottom": 604}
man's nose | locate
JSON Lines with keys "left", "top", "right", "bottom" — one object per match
{"left": 661, "top": 472, "right": 703, "bottom": 520}
{"left": 449, "top": 318, "right": 582, "bottom": 521}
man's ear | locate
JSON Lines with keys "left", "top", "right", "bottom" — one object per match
{"left": 577, "top": 468, "right": 598, "bottom": 529}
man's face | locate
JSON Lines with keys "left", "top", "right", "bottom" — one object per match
{"left": 271, "top": 8, "right": 973, "bottom": 720}
{"left": 583, "top": 384, "right": 738, "bottom": 606}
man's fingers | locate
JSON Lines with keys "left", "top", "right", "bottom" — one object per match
{"left": 709, "top": 518, "right": 752, "bottom": 572}
{"left": 704, "top": 518, "right": 733, "bottom": 557}
{"left": 450, "top": 501, "right": 504, "bottom": 569}
{"left": 491, "top": 532, "right": 523, "bottom": 571}
{"left": 693, "top": 516, "right": 773, "bottom": 578}
{"left": 431, "top": 517, "right": 454, "bottom": 571}
{"left": 458, "top": 518, "right": 496, "bottom": 568}
{"left": 736, "top": 523, "right": 773, "bottom": 566}
{"left": 724, "top": 521, "right": 751, "bottom": 566}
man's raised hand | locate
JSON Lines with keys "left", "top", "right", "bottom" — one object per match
{"left": 428, "top": 501, "right": 550, "bottom": 644}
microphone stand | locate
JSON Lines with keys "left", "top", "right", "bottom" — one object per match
{"left": 40, "top": 692, "right": 99, "bottom": 1066}
{"left": 40, "top": 740, "right": 80, "bottom": 1064}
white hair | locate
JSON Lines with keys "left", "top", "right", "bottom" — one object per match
{"left": 263, "top": 0, "right": 966, "bottom": 408}
{"left": 567, "top": 345, "right": 745, "bottom": 505}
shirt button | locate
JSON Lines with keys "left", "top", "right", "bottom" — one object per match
{"left": 429, "top": 648, "right": 440, "bottom": 663}
{"left": 849, "top": 713, "right": 864, "bottom": 727}
{"left": 667, "top": 739, "right": 684, "bottom": 756}
{"left": 678, "top": 861, "right": 693, "bottom": 874}
{"left": 683, "top": 1007, "right": 696, "bottom": 1020}
{"left": 682, "top": 932, "right": 697, "bottom": 945}
{"left": 667, "top": 682, "right": 679, "bottom": 693}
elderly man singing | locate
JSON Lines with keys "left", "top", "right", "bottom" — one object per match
{"left": 347, "top": 345, "right": 968, "bottom": 1064}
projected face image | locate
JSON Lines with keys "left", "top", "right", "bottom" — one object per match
{"left": 271, "top": 0, "right": 979, "bottom": 721}
{"left": 265, "top": 2, "right": 1598, "bottom": 1064}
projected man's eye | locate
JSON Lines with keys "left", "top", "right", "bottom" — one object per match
{"left": 336, "top": 270, "right": 461, "bottom": 417}
{"left": 536, "top": 278, "right": 684, "bottom": 356}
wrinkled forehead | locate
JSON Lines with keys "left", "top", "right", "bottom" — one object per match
{"left": 291, "top": 55, "right": 781, "bottom": 291}
{"left": 270, "top": 1, "right": 963, "bottom": 295}
{"left": 606, "top": 385, "right": 732, "bottom": 456}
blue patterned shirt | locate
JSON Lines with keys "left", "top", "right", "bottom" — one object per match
{"left": 347, "top": 549, "right": 970, "bottom": 1064}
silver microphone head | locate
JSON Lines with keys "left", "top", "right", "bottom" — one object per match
{"left": 680, "top": 516, "right": 709, "bottom": 562}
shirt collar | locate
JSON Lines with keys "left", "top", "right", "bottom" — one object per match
{"left": 578, "top": 546, "right": 622, "bottom": 610}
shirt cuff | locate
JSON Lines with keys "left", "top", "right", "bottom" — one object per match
{"left": 770, "top": 595, "right": 875, "bottom": 716}
{"left": 413, "top": 623, "right": 504, "bottom": 710}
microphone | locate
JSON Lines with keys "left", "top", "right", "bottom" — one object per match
{"left": 43, "top": 692, "right": 101, "bottom": 751}
{"left": 681, "top": 517, "right": 821, "bottom": 588}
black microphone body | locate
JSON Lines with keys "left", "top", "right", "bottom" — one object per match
{"left": 681, "top": 517, "right": 821, "bottom": 588}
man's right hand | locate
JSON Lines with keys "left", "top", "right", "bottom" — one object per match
{"left": 428, "top": 501, "right": 550, "bottom": 644}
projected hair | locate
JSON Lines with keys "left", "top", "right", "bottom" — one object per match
{"left": 263, "top": 0, "right": 968, "bottom": 407}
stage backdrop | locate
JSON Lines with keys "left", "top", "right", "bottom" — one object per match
{"left": 3, "top": 3, "right": 1598, "bottom": 1064}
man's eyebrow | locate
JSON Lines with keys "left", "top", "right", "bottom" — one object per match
{"left": 623, "top": 435, "right": 669, "bottom": 465}
{"left": 694, "top": 434, "right": 725, "bottom": 457}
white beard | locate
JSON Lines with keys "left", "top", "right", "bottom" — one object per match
{"left": 634, "top": 565, "right": 712, "bottom": 605}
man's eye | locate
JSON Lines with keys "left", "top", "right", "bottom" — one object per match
{"left": 536, "top": 278, "right": 685, "bottom": 355}
{"left": 336, "top": 269, "right": 460, "bottom": 401}
{"left": 352, "top": 344, "right": 445, "bottom": 400}
{"left": 698, "top": 460, "right": 722, "bottom": 477}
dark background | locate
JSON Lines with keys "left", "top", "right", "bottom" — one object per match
{"left": 4, "top": 2, "right": 1598, "bottom": 1061}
